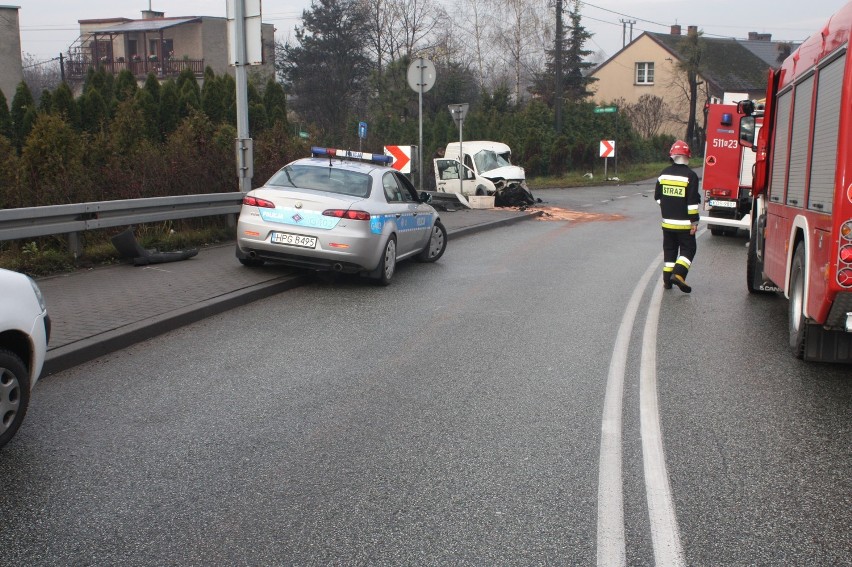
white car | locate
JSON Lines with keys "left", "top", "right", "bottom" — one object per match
{"left": 0, "top": 268, "right": 50, "bottom": 449}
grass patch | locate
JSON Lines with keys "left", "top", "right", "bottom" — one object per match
{"left": 0, "top": 221, "right": 235, "bottom": 278}
{"left": 528, "top": 161, "right": 670, "bottom": 189}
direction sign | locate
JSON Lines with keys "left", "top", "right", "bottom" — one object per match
{"left": 448, "top": 103, "right": 469, "bottom": 126}
{"left": 384, "top": 145, "right": 412, "bottom": 173}
{"left": 594, "top": 106, "right": 618, "bottom": 114}
{"left": 600, "top": 140, "right": 615, "bottom": 158}
{"left": 358, "top": 121, "right": 368, "bottom": 139}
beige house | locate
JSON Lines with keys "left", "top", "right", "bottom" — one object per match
{"left": 591, "top": 26, "right": 792, "bottom": 138}
{"left": 0, "top": 5, "right": 24, "bottom": 103}
{"left": 66, "top": 9, "right": 275, "bottom": 86}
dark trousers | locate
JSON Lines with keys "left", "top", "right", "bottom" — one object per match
{"left": 662, "top": 229, "right": 697, "bottom": 281}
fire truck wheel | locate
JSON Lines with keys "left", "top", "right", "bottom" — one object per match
{"left": 710, "top": 226, "right": 725, "bottom": 236}
{"left": 788, "top": 245, "right": 808, "bottom": 359}
{"left": 746, "top": 231, "right": 758, "bottom": 293}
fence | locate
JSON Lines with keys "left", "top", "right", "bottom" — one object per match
{"left": 0, "top": 193, "right": 245, "bottom": 256}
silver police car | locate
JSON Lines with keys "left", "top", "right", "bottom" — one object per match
{"left": 236, "top": 147, "right": 447, "bottom": 285}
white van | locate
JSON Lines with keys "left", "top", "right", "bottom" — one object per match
{"left": 434, "top": 141, "right": 529, "bottom": 198}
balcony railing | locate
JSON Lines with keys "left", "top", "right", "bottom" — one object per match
{"left": 66, "top": 58, "right": 205, "bottom": 80}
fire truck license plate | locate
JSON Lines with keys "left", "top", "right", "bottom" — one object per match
{"left": 709, "top": 199, "right": 737, "bottom": 208}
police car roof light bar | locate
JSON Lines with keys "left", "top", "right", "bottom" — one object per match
{"left": 311, "top": 146, "right": 392, "bottom": 165}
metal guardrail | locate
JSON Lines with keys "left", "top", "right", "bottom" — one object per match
{"left": 0, "top": 193, "right": 245, "bottom": 253}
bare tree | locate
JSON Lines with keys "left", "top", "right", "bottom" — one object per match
{"left": 22, "top": 53, "right": 63, "bottom": 103}
{"left": 491, "top": 0, "right": 549, "bottom": 102}
{"left": 625, "top": 94, "right": 670, "bottom": 138}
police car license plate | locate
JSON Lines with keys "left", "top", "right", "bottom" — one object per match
{"left": 708, "top": 199, "right": 737, "bottom": 208}
{"left": 271, "top": 232, "right": 317, "bottom": 248}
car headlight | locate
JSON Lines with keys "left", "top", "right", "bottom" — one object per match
{"left": 27, "top": 276, "right": 47, "bottom": 312}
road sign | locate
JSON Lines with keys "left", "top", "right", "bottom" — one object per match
{"left": 358, "top": 121, "right": 368, "bottom": 139}
{"left": 299, "top": 131, "right": 309, "bottom": 139}
{"left": 407, "top": 58, "right": 436, "bottom": 94}
{"left": 600, "top": 140, "right": 615, "bottom": 158}
{"left": 594, "top": 106, "right": 618, "bottom": 114}
{"left": 448, "top": 103, "right": 469, "bottom": 127}
{"left": 384, "top": 145, "right": 412, "bottom": 173}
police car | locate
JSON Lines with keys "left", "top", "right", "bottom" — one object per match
{"left": 236, "top": 147, "right": 447, "bottom": 285}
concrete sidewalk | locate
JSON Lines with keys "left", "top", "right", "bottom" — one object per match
{"left": 39, "top": 208, "right": 540, "bottom": 375}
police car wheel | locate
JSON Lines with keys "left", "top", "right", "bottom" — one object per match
{"left": 416, "top": 221, "right": 446, "bottom": 263}
{"left": 0, "top": 349, "right": 30, "bottom": 449}
{"left": 374, "top": 236, "right": 396, "bottom": 286}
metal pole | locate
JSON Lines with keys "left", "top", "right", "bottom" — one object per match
{"left": 418, "top": 60, "right": 424, "bottom": 191}
{"left": 615, "top": 107, "right": 619, "bottom": 179}
{"left": 458, "top": 119, "right": 463, "bottom": 196}
{"left": 234, "top": 0, "right": 252, "bottom": 193}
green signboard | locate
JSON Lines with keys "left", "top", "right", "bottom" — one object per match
{"left": 299, "top": 131, "right": 309, "bottom": 139}
{"left": 594, "top": 106, "right": 617, "bottom": 114}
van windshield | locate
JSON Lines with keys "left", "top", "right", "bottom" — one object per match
{"left": 473, "top": 150, "right": 511, "bottom": 173}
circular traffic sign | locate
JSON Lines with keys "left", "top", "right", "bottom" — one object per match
{"left": 407, "top": 58, "right": 436, "bottom": 93}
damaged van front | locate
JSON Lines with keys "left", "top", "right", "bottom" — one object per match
{"left": 434, "top": 141, "right": 536, "bottom": 206}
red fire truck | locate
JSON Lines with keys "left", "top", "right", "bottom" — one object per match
{"left": 742, "top": 0, "right": 852, "bottom": 362}
{"left": 701, "top": 102, "right": 761, "bottom": 236}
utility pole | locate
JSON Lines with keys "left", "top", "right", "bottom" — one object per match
{"left": 620, "top": 19, "right": 636, "bottom": 47}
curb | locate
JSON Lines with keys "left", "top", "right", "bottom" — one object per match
{"left": 43, "top": 273, "right": 309, "bottom": 376}
{"left": 447, "top": 210, "right": 543, "bottom": 240}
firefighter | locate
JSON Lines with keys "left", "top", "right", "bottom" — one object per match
{"left": 655, "top": 140, "right": 701, "bottom": 292}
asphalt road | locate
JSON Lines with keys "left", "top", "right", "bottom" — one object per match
{"left": 1, "top": 181, "right": 849, "bottom": 565}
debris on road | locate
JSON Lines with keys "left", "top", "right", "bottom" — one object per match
{"left": 506, "top": 205, "right": 626, "bottom": 223}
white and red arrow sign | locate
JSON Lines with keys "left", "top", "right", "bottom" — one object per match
{"left": 384, "top": 145, "right": 412, "bottom": 173}
{"left": 600, "top": 140, "right": 615, "bottom": 158}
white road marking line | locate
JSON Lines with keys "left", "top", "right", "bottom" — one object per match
{"left": 597, "top": 256, "right": 661, "bottom": 567}
{"left": 640, "top": 277, "right": 686, "bottom": 566}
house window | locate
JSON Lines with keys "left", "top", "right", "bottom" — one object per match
{"left": 636, "top": 62, "right": 654, "bottom": 85}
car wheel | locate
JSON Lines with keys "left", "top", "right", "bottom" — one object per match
{"left": 789, "top": 245, "right": 808, "bottom": 359}
{"left": 239, "top": 257, "right": 265, "bottom": 267}
{"left": 417, "top": 221, "right": 447, "bottom": 263}
{"left": 375, "top": 236, "right": 397, "bottom": 286}
{"left": 0, "top": 349, "right": 30, "bottom": 449}
{"left": 475, "top": 186, "right": 487, "bottom": 196}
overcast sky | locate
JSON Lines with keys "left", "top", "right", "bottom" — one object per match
{"left": 18, "top": 0, "right": 841, "bottom": 64}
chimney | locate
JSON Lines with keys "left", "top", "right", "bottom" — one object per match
{"left": 687, "top": 25, "right": 698, "bottom": 35}
{"left": 141, "top": 10, "right": 164, "bottom": 19}
{"left": 748, "top": 32, "right": 772, "bottom": 41}
{"left": 671, "top": 25, "right": 681, "bottom": 35}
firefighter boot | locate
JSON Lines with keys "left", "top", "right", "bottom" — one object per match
{"left": 672, "top": 274, "right": 692, "bottom": 293}
{"left": 663, "top": 274, "right": 672, "bottom": 289}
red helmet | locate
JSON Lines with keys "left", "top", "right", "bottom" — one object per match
{"left": 670, "top": 140, "right": 691, "bottom": 158}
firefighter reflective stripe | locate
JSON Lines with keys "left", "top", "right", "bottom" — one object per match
{"left": 676, "top": 256, "right": 692, "bottom": 269}
{"left": 659, "top": 174, "right": 690, "bottom": 185}
{"left": 687, "top": 204, "right": 700, "bottom": 212}
{"left": 662, "top": 218, "right": 692, "bottom": 230}
{"left": 663, "top": 262, "right": 675, "bottom": 273}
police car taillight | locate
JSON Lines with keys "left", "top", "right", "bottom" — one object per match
{"left": 311, "top": 146, "right": 392, "bottom": 165}
{"left": 323, "top": 209, "right": 371, "bottom": 221}
{"left": 243, "top": 195, "right": 275, "bottom": 208}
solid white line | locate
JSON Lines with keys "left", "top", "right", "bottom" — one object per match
{"left": 640, "top": 265, "right": 686, "bottom": 565}
{"left": 597, "top": 255, "right": 662, "bottom": 567}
